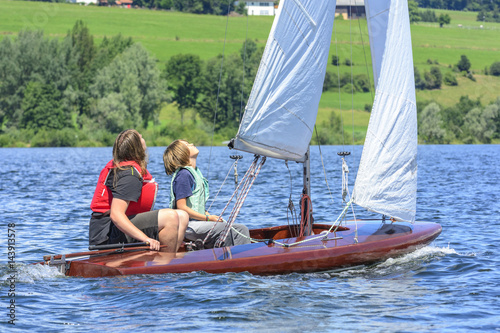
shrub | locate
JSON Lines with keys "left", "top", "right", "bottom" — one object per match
{"left": 490, "top": 62, "right": 500, "bottom": 76}
{"left": 443, "top": 72, "right": 458, "bottom": 86}
{"left": 457, "top": 55, "right": 471, "bottom": 72}
{"left": 331, "top": 55, "right": 339, "bottom": 66}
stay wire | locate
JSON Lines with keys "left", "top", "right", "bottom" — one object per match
{"left": 239, "top": 12, "right": 249, "bottom": 124}
{"left": 333, "top": 13, "right": 345, "bottom": 150}
{"left": 349, "top": 0, "right": 355, "bottom": 149}
{"left": 314, "top": 126, "right": 336, "bottom": 207}
{"left": 207, "top": 0, "right": 232, "bottom": 180}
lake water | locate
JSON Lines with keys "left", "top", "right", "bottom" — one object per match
{"left": 1, "top": 144, "right": 499, "bottom": 332}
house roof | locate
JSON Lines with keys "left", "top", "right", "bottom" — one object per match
{"left": 336, "top": 0, "right": 365, "bottom": 5}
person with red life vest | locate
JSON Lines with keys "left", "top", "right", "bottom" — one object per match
{"left": 89, "top": 129, "right": 188, "bottom": 252}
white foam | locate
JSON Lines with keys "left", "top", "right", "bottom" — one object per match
{"left": 378, "top": 244, "right": 459, "bottom": 268}
{"left": 2, "top": 264, "right": 65, "bottom": 283}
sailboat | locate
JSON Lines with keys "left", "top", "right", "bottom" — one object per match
{"left": 43, "top": 0, "right": 441, "bottom": 278}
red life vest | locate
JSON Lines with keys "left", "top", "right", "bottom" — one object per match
{"left": 90, "top": 160, "right": 158, "bottom": 216}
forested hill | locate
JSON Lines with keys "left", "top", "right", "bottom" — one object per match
{"left": 0, "top": 1, "right": 499, "bottom": 147}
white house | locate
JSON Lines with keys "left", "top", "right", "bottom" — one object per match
{"left": 236, "top": 1, "right": 365, "bottom": 18}
{"left": 235, "top": 1, "right": 276, "bottom": 16}
{"left": 66, "top": 0, "right": 98, "bottom": 4}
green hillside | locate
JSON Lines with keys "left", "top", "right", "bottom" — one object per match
{"left": 1, "top": 0, "right": 499, "bottom": 144}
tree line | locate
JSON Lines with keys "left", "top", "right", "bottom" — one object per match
{"left": 1, "top": 21, "right": 499, "bottom": 147}
{"left": 414, "top": 0, "right": 500, "bottom": 12}
{"left": 0, "top": 21, "right": 263, "bottom": 147}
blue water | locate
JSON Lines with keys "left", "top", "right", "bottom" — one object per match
{"left": 1, "top": 144, "right": 499, "bottom": 332}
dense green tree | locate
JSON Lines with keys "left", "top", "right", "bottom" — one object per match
{"left": 438, "top": 13, "right": 451, "bottom": 27}
{"left": 197, "top": 53, "right": 245, "bottom": 131}
{"left": 442, "top": 95, "right": 482, "bottom": 140}
{"left": 408, "top": 1, "right": 421, "bottom": 23}
{"left": 354, "top": 74, "right": 370, "bottom": 93}
{"left": 20, "top": 82, "right": 70, "bottom": 132}
{"left": 424, "top": 66, "right": 442, "bottom": 89}
{"left": 490, "top": 62, "right": 500, "bottom": 76}
{"left": 170, "top": 0, "right": 232, "bottom": 15}
{"left": 0, "top": 30, "right": 76, "bottom": 129}
{"left": 457, "top": 55, "right": 471, "bottom": 72}
{"left": 164, "top": 54, "right": 203, "bottom": 123}
{"left": 463, "top": 105, "right": 498, "bottom": 143}
{"left": 331, "top": 55, "right": 339, "bottom": 66}
{"left": 235, "top": 1, "right": 247, "bottom": 15}
{"left": 90, "top": 44, "right": 167, "bottom": 132}
{"left": 418, "top": 102, "right": 446, "bottom": 143}
{"left": 92, "top": 34, "right": 134, "bottom": 72}
{"left": 414, "top": 66, "right": 425, "bottom": 90}
{"left": 419, "top": 9, "right": 437, "bottom": 22}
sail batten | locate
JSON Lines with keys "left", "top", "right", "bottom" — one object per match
{"left": 353, "top": 0, "right": 418, "bottom": 222}
{"left": 232, "top": 0, "right": 337, "bottom": 162}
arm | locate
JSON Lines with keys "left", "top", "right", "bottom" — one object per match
{"left": 176, "top": 198, "right": 219, "bottom": 222}
{"left": 109, "top": 198, "right": 161, "bottom": 251}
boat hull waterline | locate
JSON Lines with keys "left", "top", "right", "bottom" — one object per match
{"left": 43, "top": 221, "right": 441, "bottom": 278}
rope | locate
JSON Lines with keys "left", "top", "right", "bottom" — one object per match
{"left": 342, "top": 157, "right": 349, "bottom": 203}
{"left": 299, "top": 193, "right": 312, "bottom": 237}
{"left": 314, "top": 126, "right": 336, "bottom": 207}
{"left": 206, "top": 158, "right": 239, "bottom": 213}
{"left": 270, "top": 200, "right": 352, "bottom": 248}
{"left": 203, "top": 155, "right": 261, "bottom": 246}
{"left": 285, "top": 160, "right": 299, "bottom": 236}
{"left": 215, "top": 156, "right": 266, "bottom": 247}
{"left": 207, "top": 0, "right": 233, "bottom": 180}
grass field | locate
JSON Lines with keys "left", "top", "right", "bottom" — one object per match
{"left": 1, "top": 0, "right": 499, "bottom": 141}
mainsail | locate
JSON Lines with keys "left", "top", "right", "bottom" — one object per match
{"left": 231, "top": 0, "right": 337, "bottom": 162}
{"left": 352, "top": 0, "right": 418, "bottom": 222}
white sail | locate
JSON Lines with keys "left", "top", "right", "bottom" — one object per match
{"left": 365, "top": 0, "right": 390, "bottom": 91}
{"left": 352, "top": 0, "right": 418, "bottom": 222}
{"left": 231, "top": 0, "right": 337, "bottom": 162}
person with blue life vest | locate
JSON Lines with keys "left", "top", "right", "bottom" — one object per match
{"left": 89, "top": 129, "right": 189, "bottom": 252}
{"left": 163, "top": 140, "right": 251, "bottom": 248}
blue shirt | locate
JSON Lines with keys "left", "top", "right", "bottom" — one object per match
{"left": 172, "top": 168, "right": 195, "bottom": 201}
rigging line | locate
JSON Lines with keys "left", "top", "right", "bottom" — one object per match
{"left": 203, "top": 156, "right": 260, "bottom": 246}
{"left": 349, "top": 0, "right": 355, "bottom": 149}
{"left": 239, "top": 12, "right": 249, "bottom": 124}
{"left": 206, "top": 158, "right": 239, "bottom": 213}
{"left": 333, "top": 14, "right": 344, "bottom": 150}
{"left": 207, "top": 0, "right": 232, "bottom": 180}
{"left": 314, "top": 125, "right": 335, "bottom": 207}
{"left": 217, "top": 157, "right": 265, "bottom": 245}
{"left": 285, "top": 160, "right": 298, "bottom": 236}
{"left": 355, "top": 0, "right": 374, "bottom": 106}
{"left": 216, "top": 156, "right": 266, "bottom": 247}
{"left": 271, "top": 200, "right": 352, "bottom": 248}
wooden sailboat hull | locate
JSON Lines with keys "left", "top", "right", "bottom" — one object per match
{"left": 44, "top": 221, "right": 441, "bottom": 278}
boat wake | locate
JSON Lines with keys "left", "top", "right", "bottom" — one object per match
{"left": 324, "top": 243, "right": 464, "bottom": 279}
{"left": 1, "top": 263, "right": 64, "bottom": 283}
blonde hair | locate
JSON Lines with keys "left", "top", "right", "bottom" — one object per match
{"left": 163, "top": 140, "right": 191, "bottom": 175}
{"left": 112, "top": 129, "right": 147, "bottom": 177}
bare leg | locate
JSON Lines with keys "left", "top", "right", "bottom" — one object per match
{"left": 157, "top": 209, "right": 179, "bottom": 253}
{"left": 175, "top": 210, "right": 189, "bottom": 251}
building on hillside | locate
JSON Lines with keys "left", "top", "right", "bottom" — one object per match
{"left": 336, "top": 0, "right": 365, "bottom": 19}
{"left": 234, "top": 1, "right": 276, "bottom": 16}
{"left": 66, "top": 0, "right": 97, "bottom": 4}
{"left": 235, "top": 1, "right": 365, "bottom": 18}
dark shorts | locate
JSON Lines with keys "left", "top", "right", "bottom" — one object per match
{"left": 109, "top": 210, "right": 160, "bottom": 244}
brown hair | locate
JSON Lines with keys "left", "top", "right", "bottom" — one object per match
{"left": 163, "top": 140, "right": 191, "bottom": 175}
{"left": 113, "top": 129, "right": 147, "bottom": 177}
